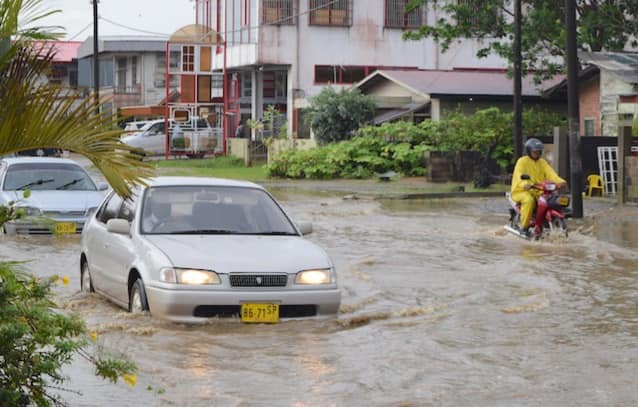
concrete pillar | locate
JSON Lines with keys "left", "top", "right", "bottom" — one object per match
{"left": 251, "top": 70, "right": 263, "bottom": 141}
{"left": 553, "top": 126, "right": 569, "bottom": 181}
{"left": 618, "top": 125, "right": 632, "bottom": 204}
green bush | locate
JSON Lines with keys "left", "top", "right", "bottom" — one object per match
{"left": 0, "top": 197, "right": 135, "bottom": 406}
{"left": 308, "top": 87, "right": 376, "bottom": 145}
{"left": 267, "top": 135, "right": 427, "bottom": 179}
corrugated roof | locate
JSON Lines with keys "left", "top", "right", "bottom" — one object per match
{"left": 77, "top": 36, "right": 168, "bottom": 59}
{"left": 579, "top": 51, "right": 638, "bottom": 84}
{"left": 361, "top": 69, "right": 563, "bottom": 97}
{"left": 32, "top": 41, "right": 82, "bottom": 63}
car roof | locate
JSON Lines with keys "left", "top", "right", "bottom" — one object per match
{"left": 143, "top": 176, "right": 264, "bottom": 190}
{"left": 1, "top": 156, "right": 83, "bottom": 166}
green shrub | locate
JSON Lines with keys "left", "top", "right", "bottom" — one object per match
{"left": 308, "top": 87, "right": 376, "bottom": 145}
{"left": 266, "top": 135, "right": 427, "bottom": 179}
{"left": 0, "top": 197, "right": 135, "bottom": 406}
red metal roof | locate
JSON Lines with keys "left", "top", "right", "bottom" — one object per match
{"left": 367, "top": 69, "right": 564, "bottom": 97}
{"left": 32, "top": 41, "right": 82, "bottom": 63}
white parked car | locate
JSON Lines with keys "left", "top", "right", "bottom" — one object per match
{"left": 0, "top": 157, "right": 109, "bottom": 235}
{"left": 120, "top": 118, "right": 216, "bottom": 158}
{"left": 79, "top": 176, "right": 341, "bottom": 324}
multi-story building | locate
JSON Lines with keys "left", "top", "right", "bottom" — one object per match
{"left": 199, "top": 0, "right": 508, "bottom": 138}
{"left": 77, "top": 36, "right": 179, "bottom": 115}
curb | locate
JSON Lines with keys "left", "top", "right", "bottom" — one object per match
{"left": 375, "top": 191, "right": 506, "bottom": 200}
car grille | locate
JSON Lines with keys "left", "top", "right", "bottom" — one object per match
{"left": 193, "top": 305, "right": 317, "bottom": 318}
{"left": 229, "top": 273, "right": 288, "bottom": 287}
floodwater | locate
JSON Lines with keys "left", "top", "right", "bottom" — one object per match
{"left": 1, "top": 193, "right": 637, "bottom": 407}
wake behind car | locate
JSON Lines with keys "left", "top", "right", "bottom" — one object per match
{"left": 0, "top": 157, "right": 109, "bottom": 235}
{"left": 79, "top": 176, "right": 341, "bottom": 324}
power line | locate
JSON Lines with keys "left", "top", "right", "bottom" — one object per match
{"left": 68, "top": 22, "right": 93, "bottom": 41}
{"left": 98, "top": 15, "right": 170, "bottom": 36}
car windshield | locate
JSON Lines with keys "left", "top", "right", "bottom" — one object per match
{"left": 3, "top": 163, "right": 97, "bottom": 191}
{"left": 140, "top": 185, "right": 298, "bottom": 235}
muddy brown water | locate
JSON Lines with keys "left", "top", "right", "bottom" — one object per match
{"left": 1, "top": 192, "right": 637, "bottom": 407}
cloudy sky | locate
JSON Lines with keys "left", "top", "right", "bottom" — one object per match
{"left": 41, "top": 0, "right": 197, "bottom": 40}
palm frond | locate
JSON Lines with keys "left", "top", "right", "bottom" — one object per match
{"left": 0, "top": 44, "right": 154, "bottom": 198}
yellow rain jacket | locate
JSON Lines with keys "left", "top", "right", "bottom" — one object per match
{"left": 511, "top": 156, "right": 566, "bottom": 229}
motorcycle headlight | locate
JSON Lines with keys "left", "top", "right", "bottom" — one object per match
{"left": 19, "top": 206, "right": 42, "bottom": 217}
{"left": 546, "top": 183, "right": 556, "bottom": 191}
{"left": 159, "top": 268, "right": 220, "bottom": 285}
{"left": 295, "top": 268, "right": 335, "bottom": 285}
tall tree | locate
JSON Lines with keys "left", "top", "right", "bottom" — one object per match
{"left": 0, "top": 0, "right": 153, "bottom": 198}
{"left": 404, "top": 0, "right": 638, "bottom": 79}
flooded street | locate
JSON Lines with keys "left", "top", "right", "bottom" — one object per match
{"left": 2, "top": 192, "right": 637, "bottom": 406}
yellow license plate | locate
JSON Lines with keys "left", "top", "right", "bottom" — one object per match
{"left": 240, "top": 303, "right": 279, "bottom": 323}
{"left": 557, "top": 196, "right": 570, "bottom": 206}
{"left": 55, "top": 222, "right": 77, "bottom": 234}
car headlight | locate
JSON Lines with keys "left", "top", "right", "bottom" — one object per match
{"left": 159, "top": 268, "right": 220, "bottom": 285}
{"left": 295, "top": 268, "right": 334, "bottom": 285}
{"left": 19, "top": 206, "right": 42, "bottom": 217}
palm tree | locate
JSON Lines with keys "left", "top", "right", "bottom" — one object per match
{"left": 0, "top": 0, "right": 153, "bottom": 198}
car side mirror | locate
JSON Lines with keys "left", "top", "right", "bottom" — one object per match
{"left": 521, "top": 174, "right": 531, "bottom": 180}
{"left": 106, "top": 218, "right": 131, "bottom": 235}
{"left": 296, "top": 221, "right": 313, "bottom": 235}
{"left": 98, "top": 182, "right": 109, "bottom": 191}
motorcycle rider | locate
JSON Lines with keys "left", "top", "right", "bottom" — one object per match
{"left": 511, "top": 138, "right": 567, "bottom": 237}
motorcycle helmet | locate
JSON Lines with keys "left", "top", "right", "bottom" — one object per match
{"left": 525, "top": 138, "right": 544, "bottom": 157}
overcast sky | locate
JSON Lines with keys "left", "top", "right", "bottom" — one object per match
{"left": 41, "top": 0, "right": 197, "bottom": 40}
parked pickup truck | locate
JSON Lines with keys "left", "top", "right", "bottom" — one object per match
{"left": 121, "top": 118, "right": 220, "bottom": 158}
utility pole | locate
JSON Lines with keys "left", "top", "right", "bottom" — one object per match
{"left": 92, "top": 0, "right": 99, "bottom": 114}
{"left": 565, "top": 0, "right": 583, "bottom": 218}
{"left": 513, "top": 0, "right": 523, "bottom": 159}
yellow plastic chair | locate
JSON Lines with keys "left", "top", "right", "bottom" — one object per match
{"left": 586, "top": 174, "right": 604, "bottom": 197}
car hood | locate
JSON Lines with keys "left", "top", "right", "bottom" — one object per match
{"left": 145, "top": 235, "right": 332, "bottom": 273}
{"left": 11, "top": 190, "right": 105, "bottom": 211}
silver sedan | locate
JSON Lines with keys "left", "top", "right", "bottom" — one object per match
{"left": 0, "top": 157, "right": 108, "bottom": 235}
{"left": 79, "top": 176, "right": 341, "bottom": 324}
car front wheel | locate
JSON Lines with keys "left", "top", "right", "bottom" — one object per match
{"left": 81, "top": 261, "right": 94, "bottom": 293}
{"left": 129, "top": 278, "right": 149, "bottom": 313}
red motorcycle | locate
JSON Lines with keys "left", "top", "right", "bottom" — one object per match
{"left": 504, "top": 175, "right": 570, "bottom": 240}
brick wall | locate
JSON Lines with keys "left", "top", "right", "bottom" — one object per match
{"left": 579, "top": 75, "right": 601, "bottom": 136}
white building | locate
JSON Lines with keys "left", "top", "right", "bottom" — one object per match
{"left": 199, "top": 0, "right": 508, "bottom": 138}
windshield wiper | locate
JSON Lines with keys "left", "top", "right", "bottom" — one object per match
{"left": 15, "top": 179, "right": 54, "bottom": 190}
{"left": 256, "top": 231, "right": 298, "bottom": 236}
{"left": 56, "top": 178, "right": 85, "bottom": 190}
{"left": 168, "top": 229, "right": 235, "bottom": 235}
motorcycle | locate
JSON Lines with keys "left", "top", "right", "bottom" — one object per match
{"left": 504, "top": 174, "right": 570, "bottom": 240}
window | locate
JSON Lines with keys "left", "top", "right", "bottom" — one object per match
{"left": 456, "top": 0, "right": 497, "bottom": 29}
{"left": 131, "top": 56, "right": 138, "bottom": 85}
{"left": 584, "top": 118, "right": 595, "bottom": 137}
{"left": 314, "top": 65, "right": 374, "bottom": 84}
{"left": 262, "top": 0, "right": 295, "bottom": 25}
{"left": 385, "top": 0, "right": 425, "bottom": 28}
{"left": 182, "top": 46, "right": 195, "bottom": 72}
{"left": 263, "top": 72, "right": 275, "bottom": 98}
{"left": 241, "top": 72, "right": 252, "bottom": 98}
{"left": 116, "top": 57, "right": 127, "bottom": 92}
{"left": 309, "top": 0, "right": 351, "bottom": 26}
{"left": 275, "top": 71, "right": 287, "bottom": 98}
{"left": 155, "top": 53, "right": 180, "bottom": 88}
